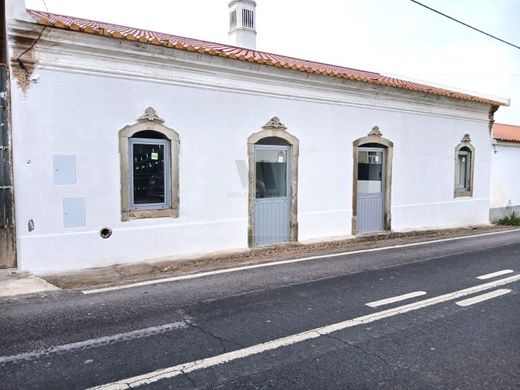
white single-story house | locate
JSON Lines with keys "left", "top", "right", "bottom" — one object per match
{"left": 0, "top": 0, "right": 510, "bottom": 273}
{"left": 490, "top": 123, "right": 520, "bottom": 221}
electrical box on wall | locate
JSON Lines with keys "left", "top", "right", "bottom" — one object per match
{"left": 63, "top": 198, "right": 85, "bottom": 228}
{"left": 53, "top": 155, "right": 76, "bottom": 185}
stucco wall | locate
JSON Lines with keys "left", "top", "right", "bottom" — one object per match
{"left": 490, "top": 142, "right": 520, "bottom": 221}
{"left": 8, "top": 25, "right": 494, "bottom": 273}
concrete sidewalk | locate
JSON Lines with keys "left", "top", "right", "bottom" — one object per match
{"left": 1, "top": 225, "right": 517, "bottom": 297}
{"left": 41, "top": 225, "right": 517, "bottom": 291}
{"left": 0, "top": 269, "right": 60, "bottom": 298}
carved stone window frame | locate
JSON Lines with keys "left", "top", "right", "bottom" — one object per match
{"left": 454, "top": 133, "right": 475, "bottom": 198}
{"left": 247, "top": 117, "right": 299, "bottom": 247}
{"left": 119, "top": 107, "right": 180, "bottom": 221}
{"left": 352, "top": 126, "right": 394, "bottom": 235}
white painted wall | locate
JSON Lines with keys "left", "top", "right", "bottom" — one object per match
{"left": 7, "top": 21, "right": 495, "bottom": 273}
{"left": 490, "top": 142, "right": 520, "bottom": 215}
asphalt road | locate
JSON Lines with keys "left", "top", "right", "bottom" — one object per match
{"left": 1, "top": 230, "right": 520, "bottom": 389}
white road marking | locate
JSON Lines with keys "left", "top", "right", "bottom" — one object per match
{"left": 456, "top": 289, "right": 512, "bottom": 307}
{"left": 0, "top": 321, "right": 188, "bottom": 366}
{"left": 86, "top": 273, "right": 520, "bottom": 390}
{"left": 82, "top": 228, "right": 520, "bottom": 295}
{"left": 477, "top": 269, "right": 514, "bottom": 280}
{"left": 366, "top": 291, "right": 427, "bottom": 308}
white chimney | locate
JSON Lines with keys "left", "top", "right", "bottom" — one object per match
{"left": 228, "top": 0, "right": 257, "bottom": 49}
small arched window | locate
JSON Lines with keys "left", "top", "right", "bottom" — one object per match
{"left": 454, "top": 135, "right": 474, "bottom": 198}
{"left": 119, "top": 108, "right": 180, "bottom": 221}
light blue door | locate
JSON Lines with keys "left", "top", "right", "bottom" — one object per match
{"left": 357, "top": 148, "right": 385, "bottom": 234}
{"left": 254, "top": 145, "right": 291, "bottom": 246}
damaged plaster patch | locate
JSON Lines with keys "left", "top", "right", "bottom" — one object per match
{"left": 11, "top": 36, "right": 40, "bottom": 93}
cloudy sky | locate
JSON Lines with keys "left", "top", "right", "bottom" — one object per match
{"left": 25, "top": 0, "right": 520, "bottom": 124}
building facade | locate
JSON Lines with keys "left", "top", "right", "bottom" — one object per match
{"left": 1, "top": 0, "right": 16, "bottom": 268}
{"left": 4, "top": 1, "right": 508, "bottom": 273}
{"left": 490, "top": 123, "right": 520, "bottom": 221}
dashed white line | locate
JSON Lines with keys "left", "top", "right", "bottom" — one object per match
{"left": 366, "top": 291, "right": 427, "bottom": 308}
{"left": 477, "top": 269, "right": 514, "bottom": 280}
{"left": 82, "top": 228, "right": 520, "bottom": 295}
{"left": 456, "top": 289, "right": 512, "bottom": 307}
{"left": 0, "top": 321, "right": 188, "bottom": 366}
{"left": 86, "top": 273, "right": 520, "bottom": 390}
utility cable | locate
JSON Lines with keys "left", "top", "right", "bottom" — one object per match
{"left": 16, "top": 0, "right": 50, "bottom": 71}
{"left": 410, "top": 0, "right": 520, "bottom": 50}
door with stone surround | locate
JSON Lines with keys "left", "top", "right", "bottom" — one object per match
{"left": 254, "top": 144, "right": 291, "bottom": 246}
{"left": 356, "top": 147, "right": 385, "bottom": 234}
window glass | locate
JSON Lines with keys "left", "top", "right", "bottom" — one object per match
{"left": 255, "top": 149, "right": 287, "bottom": 198}
{"left": 358, "top": 150, "right": 383, "bottom": 194}
{"left": 455, "top": 149, "right": 470, "bottom": 191}
{"left": 131, "top": 140, "right": 169, "bottom": 208}
{"left": 119, "top": 111, "right": 180, "bottom": 221}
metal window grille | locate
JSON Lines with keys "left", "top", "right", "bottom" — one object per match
{"left": 242, "top": 9, "right": 254, "bottom": 29}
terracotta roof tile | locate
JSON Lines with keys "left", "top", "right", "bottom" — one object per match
{"left": 493, "top": 123, "right": 520, "bottom": 143}
{"left": 27, "top": 9, "right": 506, "bottom": 107}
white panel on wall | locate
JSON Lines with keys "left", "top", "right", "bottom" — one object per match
{"left": 53, "top": 155, "right": 76, "bottom": 185}
{"left": 63, "top": 198, "right": 85, "bottom": 228}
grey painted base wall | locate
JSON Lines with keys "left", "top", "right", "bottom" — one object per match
{"left": 490, "top": 205, "right": 520, "bottom": 222}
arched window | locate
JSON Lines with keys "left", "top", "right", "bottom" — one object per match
{"left": 119, "top": 107, "right": 180, "bottom": 221}
{"left": 129, "top": 131, "right": 170, "bottom": 210}
{"left": 454, "top": 134, "right": 475, "bottom": 198}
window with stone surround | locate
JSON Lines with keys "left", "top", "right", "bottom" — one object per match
{"left": 454, "top": 134, "right": 475, "bottom": 198}
{"left": 119, "top": 107, "right": 179, "bottom": 221}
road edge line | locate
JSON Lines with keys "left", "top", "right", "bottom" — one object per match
{"left": 82, "top": 228, "right": 520, "bottom": 295}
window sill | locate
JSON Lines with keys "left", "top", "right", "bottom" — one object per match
{"left": 122, "top": 208, "right": 179, "bottom": 221}
{"left": 454, "top": 190, "right": 473, "bottom": 198}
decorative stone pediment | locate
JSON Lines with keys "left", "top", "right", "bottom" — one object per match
{"left": 461, "top": 133, "right": 472, "bottom": 143}
{"left": 368, "top": 125, "right": 382, "bottom": 137}
{"left": 137, "top": 107, "right": 164, "bottom": 123}
{"left": 262, "top": 116, "right": 286, "bottom": 130}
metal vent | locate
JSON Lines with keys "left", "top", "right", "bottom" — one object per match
{"left": 242, "top": 9, "right": 254, "bottom": 29}
{"left": 230, "top": 10, "right": 237, "bottom": 29}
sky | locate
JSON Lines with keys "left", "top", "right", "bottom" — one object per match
{"left": 25, "top": 0, "right": 520, "bottom": 124}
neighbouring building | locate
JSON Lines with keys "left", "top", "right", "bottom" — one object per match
{"left": 2, "top": 0, "right": 510, "bottom": 273}
{"left": 490, "top": 123, "right": 520, "bottom": 221}
{"left": 1, "top": 0, "right": 16, "bottom": 268}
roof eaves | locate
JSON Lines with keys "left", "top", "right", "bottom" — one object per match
{"left": 26, "top": 9, "right": 507, "bottom": 107}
